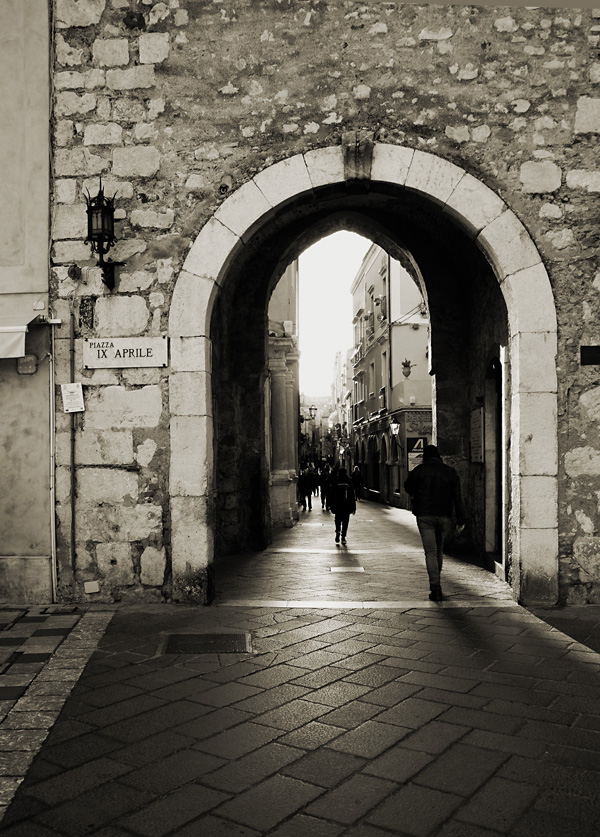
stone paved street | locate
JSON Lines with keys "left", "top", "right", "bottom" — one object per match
{"left": 1, "top": 502, "right": 600, "bottom": 835}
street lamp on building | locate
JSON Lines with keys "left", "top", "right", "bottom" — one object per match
{"left": 84, "top": 177, "right": 123, "bottom": 290}
{"left": 309, "top": 405, "right": 317, "bottom": 419}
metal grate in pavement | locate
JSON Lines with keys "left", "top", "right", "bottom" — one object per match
{"left": 162, "top": 632, "right": 251, "bottom": 654}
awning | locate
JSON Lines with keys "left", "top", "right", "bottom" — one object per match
{"left": 0, "top": 325, "right": 28, "bottom": 358}
{"left": 0, "top": 292, "right": 48, "bottom": 359}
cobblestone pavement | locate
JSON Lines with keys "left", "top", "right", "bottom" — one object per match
{"left": 0, "top": 503, "right": 599, "bottom": 836}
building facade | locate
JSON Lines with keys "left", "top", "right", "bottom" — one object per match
{"left": 2, "top": 1, "right": 600, "bottom": 606}
{"left": 350, "top": 245, "right": 433, "bottom": 508}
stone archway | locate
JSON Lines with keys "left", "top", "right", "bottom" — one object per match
{"left": 168, "top": 144, "right": 558, "bottom": 606}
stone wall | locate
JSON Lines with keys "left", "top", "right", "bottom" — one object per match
{"left": 51, "top": 0, "right": 600, "bottom": 603}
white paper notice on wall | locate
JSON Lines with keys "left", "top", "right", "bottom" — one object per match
{"left": 61, "top": 383, "right": 85, "bottom": 413}
{"left": 83, "top": 337, "right": 168, "bottom": 369}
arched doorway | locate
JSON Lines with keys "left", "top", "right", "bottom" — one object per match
{"left": 168, "top": 143, "right": 558, "bottom": 605}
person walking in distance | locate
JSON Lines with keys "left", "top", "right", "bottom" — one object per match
{"left": 329, "top": 467, "right": 356, "bottom": 545}
{"left": 297, "top": 468, "right": 312, "bottom": 511}
{"left": 351, "top": 465, "right": 363, "bottom": 501}
{"left": 404, "top": 444, "right": 466, "bottom": 602}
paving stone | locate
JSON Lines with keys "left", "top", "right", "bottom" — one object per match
{"left": 412, "top": 743, "right": 508, "bottom": 796}
{"left": 268, "top": 813, "right": 344, "bottom": 836}
{"left": 42, "top": 733, "right": 122, "bottom": 768}
{"left": 306, "top": 773, "right": 397, "bottom": 824}
{"left": 377, "top": 697, "right": 449, "bottom": 729}
{"left": 509, "top": 807, "right": 599, "bottom": 837}
{"left": 234, "top": 684, "right": 310, "bottom": 713}
{"left": 462, "top": 728, "right": 548, "bottom": 758}
{"left": 254, "top": 699, "right": 331, "bottom": 731}
{"left": 194, "top": 682, "right": 263, "bottom": 707}
{"left": 202, "top": 742, "right": 303, "bottom": 792}
{"left": 280, "top": 747, "right": 366, "bottom": 787}
{"left": 400, "top": 720, "right": 471, "bottom": 754}
{"left": 239, "top": 665, "right": 308, "bottom": 688}
{"left": 290, "top": 668, "right": 347, "bottom": 689}
{"left": 80, "top": 694, "right": 167, "bottom": 727}
{"left": 342, "top": 664, "right": 407, "bottom": 687}
{"left": 412, "top": 687, "right": 489, "bottom": 710}
{"left": 172, "top": 706, "right": 253, "bottom": 739}
{"left": 168, "top": 814, "right": 260, "bottom": 836}
{"left": 108, "top": 731, "right": 196, "bottom": 767}
{"left": 455, "top": 777, "right": 539, "bottom": 831}
{"left": 319, "top": 700, "right": 382, "bottom": 729}
{"left": 103, "top": 700, "right": 211, "bottom": 743}
{"left": 37, "top": 781, "right": 154, "bottom": 836}
{"left": 437, "top": 706, "right": 524, "bottom": 734}
{"left": 121, "top": 784, "right": 229, "bottom": 836}
{"left": 279, "top": 720, "right": 346, "bottom": 750}
{"left": 27, "top": 757, "right": 132, "bottom": 804}
{"left": 327, "top": 720, "right": 412, "bottom": 758}
{"left": 367, "top": 782, "right": 463, "bottom": 835}
{"left": 359, "top": 681, "right": 422, "bottom": 706}
{"left": 305, "top": 681, "right": 372, "bottom": 707}
{"left": 214, "top": 774, "right": 324, "bottom": 831}
{"left": 194, "top": 721, "right": 281, "bottom": 759}
{"left": 363, "top": 743, "right": 434, "bottom": 783}
{"left": 119, "top": 749, "right": 225, "bottom": 793}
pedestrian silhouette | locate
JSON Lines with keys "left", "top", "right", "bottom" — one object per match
{"left": 351, "top": 465, "right": 363, "bottom": 501}
{"left": 297, "top": 468, "right": 312, "bottom": 511}
{"left": 404, "top": 444, "right": 466, "bottom": 601}
{"left": 329, "top": 467, "right": 356, "bottom": 545}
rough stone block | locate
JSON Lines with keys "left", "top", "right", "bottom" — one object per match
{"left": 182, "top": 218, "right": 240, "bottom": 283}
{"left": 130, "top": 209, "right": 174, "bottom": 229}
{"left": 92, "top": 39, "right": 129, "bottom": 67}
{"left": 253, "top": 155, "right": 313, "bottom": 208}
{"left": 82, "top": 176, "right": 133, "bottom": 199}
{"left": 170, "top": 336, "right": 212, "bottom": 372}
{"left": 112, "top": 146, "right": 160, "bottom": 177}
{"left": 84, "top": 123, "right": 123, "bottom": 146}
{"left": 77, "top": 468, "right": 138, "bottom": 504}
{"left": 55, "top": 148, "right": 107, "bottom": 177}
{"left": 572, "top": 537, "right": 600, "bottom": 583}
{"left": 139, "top": 32, "right": 170, "bottom": 64}
{"left": 502, "top": 263, "right": 557, "bottom": 335}
{"left": 516, "top": 476, "right": 558, "bottom": 528}
{"left": 140, "top": 546, "right": 166, "bottom": 586}
{"left": 56, "top": 179, "right": 77, "bottom": 204}
{"left": 170, "top": 415, "right": 213, "bottom": 497}
{"left": 519, "top": 161, "right": 562, "bottom": 193}
{"left": 97, "top": 543, "right": 135, "bottom": 585}
{"left": 574, "top": 96, "right": 600, "bottom": 133}
{"left": 405, "top": 150, "right": 465, "bottom": 206}
{"left": 53, "top": 205, "right": 86, "bottom": 240}
{"left": 566, "top": 170, "right": 600, "bottom": 192}
{"left": 169, "top": 272, "right": 218, "bottom": 338}
{"left": 56, "top": 0, "right": 105, "bottom": 28}
{"left": 94, "top": 295, "right": 149, "bottom": 336}
{"left": 56, "top": 91, "right": 96, "bottom": 116}
{"left": 85, "top": 385, "right": 163, "bottom": 429}
{"left": 371, "top": 144, "right": 414, "bottom": 187}
{"left": 106, "top": 66, "right": 155, "bottom": 90}
{"left": 477, "top": 210, "right": 541, "bottom": 281}
{"left": 75, "top": 429, "right": 135, "bottom": 465}
{"left": 169, "top": 371, "right": 211, "bottom": 416}
{"left": 444, "top": 172, "right": 506, "bottom": 236}
{"left": 214, "top": 180, "right": 273, "bottom": 240}
{"left": 510, "top": 332, "right": 557, "bottom": 394}
{"left": 52, "top": 240, "right": 94, "bottom": 264}
{"left": 78, "top": 504, "right": 163, "bottom": 541}
{"left": 304, "top": 146, "right": 346, "bottom": 188}
{"left": 564, "top": 445, "right": 600, "bottom": 478}
{"left": 511, "top": 392, "right": 558, "bottom": 476}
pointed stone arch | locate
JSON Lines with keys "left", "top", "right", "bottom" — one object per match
{"left": 168, "top": 144, "right": 558, "bottom": 605}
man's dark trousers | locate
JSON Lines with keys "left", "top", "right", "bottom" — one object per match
{"left": 416, "top": 515, "right": 452, "bottom": 588}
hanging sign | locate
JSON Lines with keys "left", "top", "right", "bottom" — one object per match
{"left": 407, "top": 436, "right": 426, "bottom": 471}
{"left": 83, "top": 336, "right": 168, "bottom": 369}
{"left": 61, "top": 383, "right": 85, "bottom": 413}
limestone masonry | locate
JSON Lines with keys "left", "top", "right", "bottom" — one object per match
{"left": 43, "top": 0, "right": 600, "bottom": 605}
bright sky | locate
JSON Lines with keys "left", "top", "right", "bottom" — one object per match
{"left": 298, "top": 231, "right": 371, "bottom": 398}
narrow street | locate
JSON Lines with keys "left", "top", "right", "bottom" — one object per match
{"left": 214, "top": 500, "right": 514, "bottom": 607}
{"left": 0, "top": 504, "right": 599, "bottom": 835}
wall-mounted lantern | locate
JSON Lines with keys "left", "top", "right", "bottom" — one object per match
{"left": 84, "top": 178, "right": 122, "bottom": 291}
{"left": 309, "top": 404, "right": 317, "bottom": 419}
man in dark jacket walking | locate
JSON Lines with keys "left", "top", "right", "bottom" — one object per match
{"left": 404, "top": 444, "right": 466, "bottom": 601}
{"left": 329, "top": 467, "right": 356, "bottom": 545}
